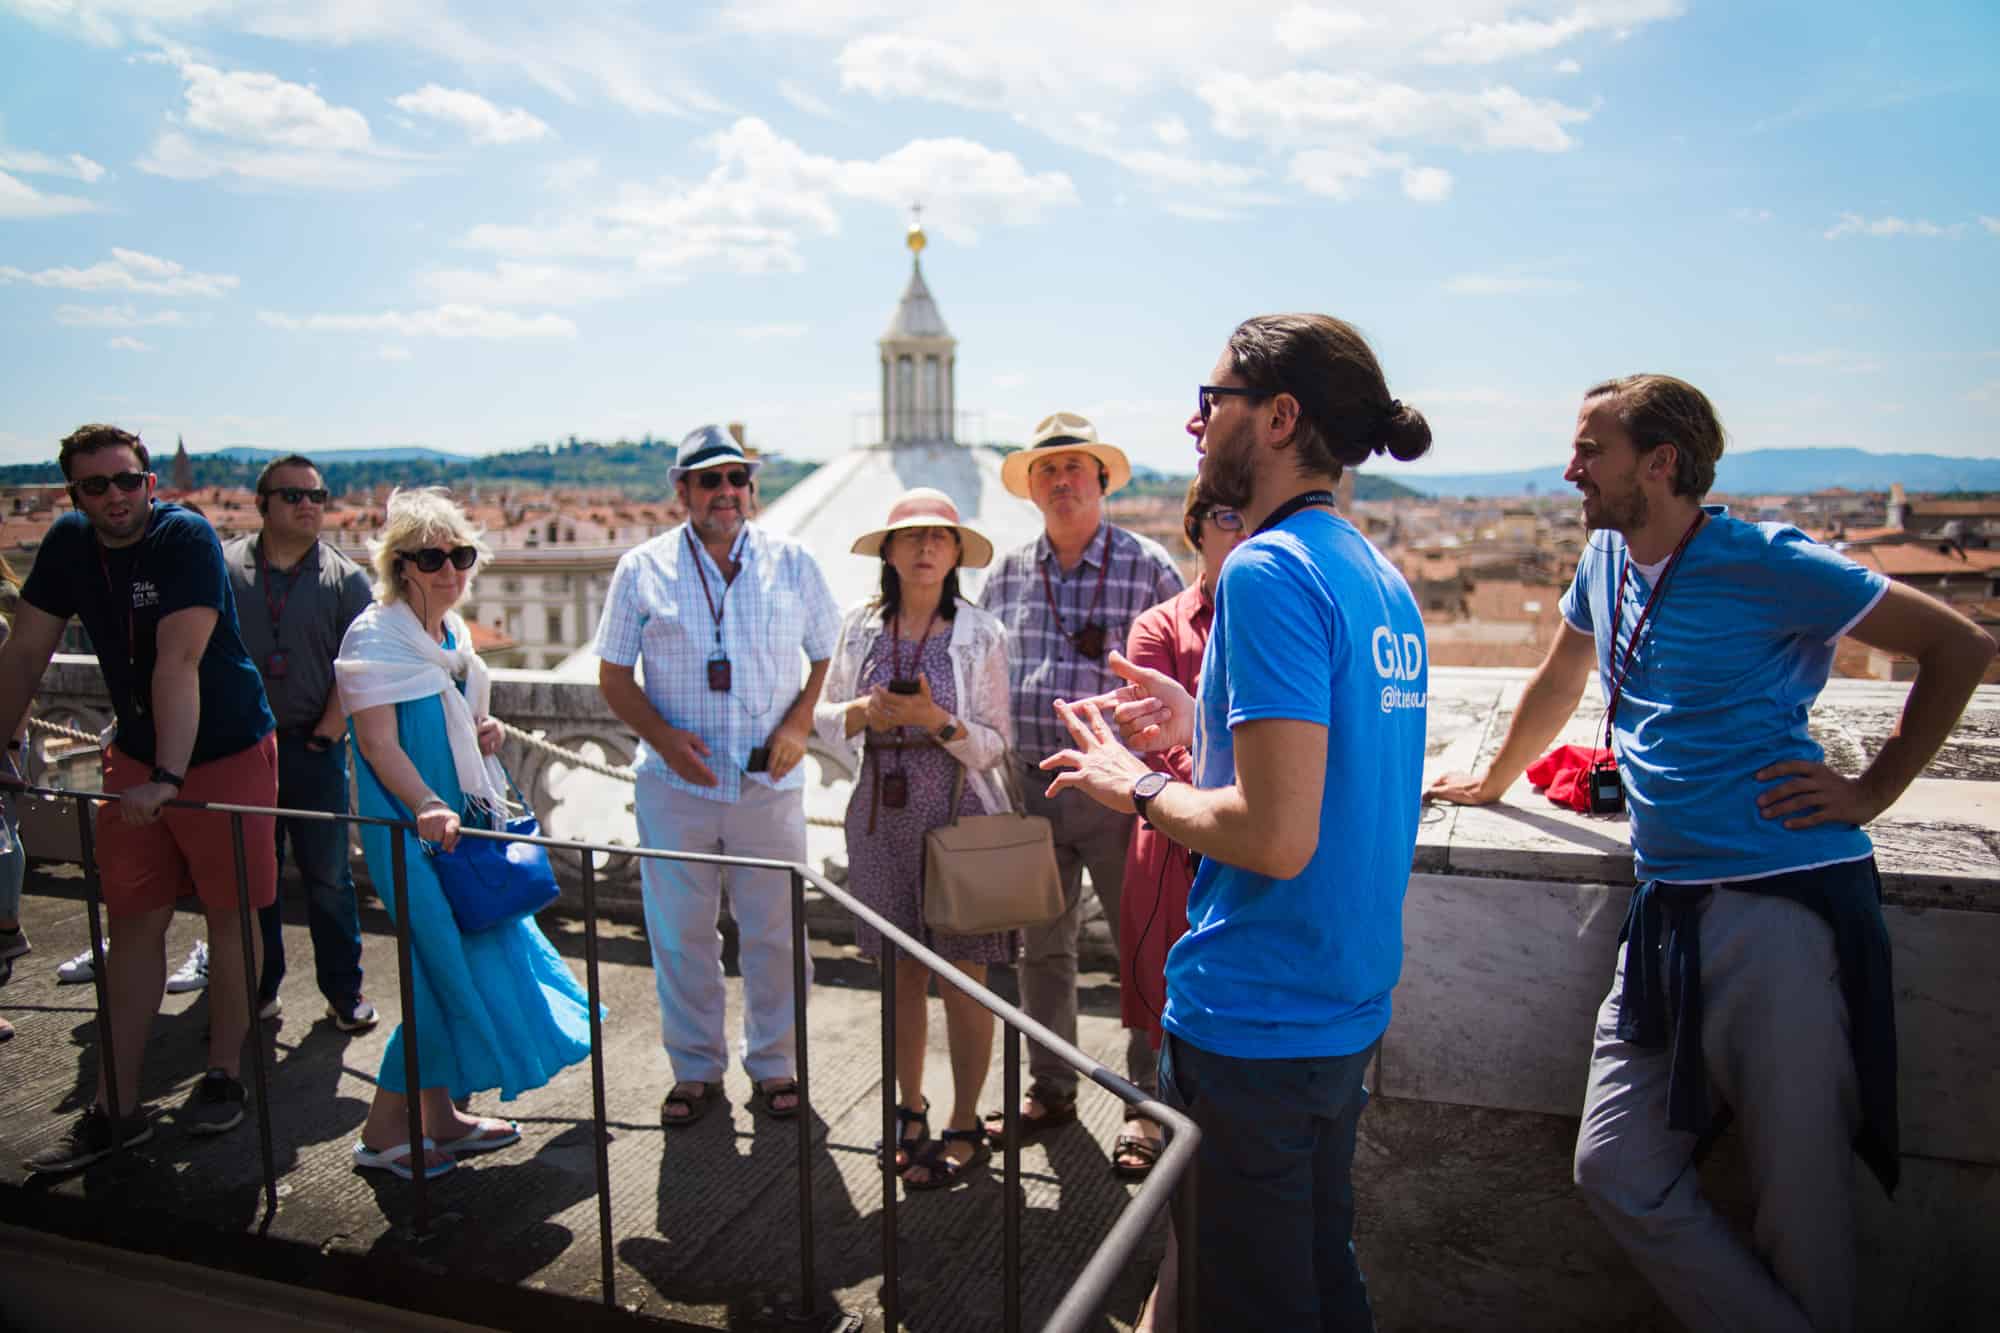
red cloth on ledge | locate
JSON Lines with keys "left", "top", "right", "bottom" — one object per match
{"left": 1526, "top": 744, "right": 1615, "bottom": 813}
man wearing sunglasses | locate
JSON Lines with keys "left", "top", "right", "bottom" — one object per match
{"left": 596, "top": 425, "right": 840, "bottom": 1127}
{"left": 223, "top": 455, "right": 377, "bottom": 1035}
{"left": 978, "top": 411, "right": 1183, "bottom": 1153}
{"left": 0, "top": 424, "right": 279, "bottom": 1173}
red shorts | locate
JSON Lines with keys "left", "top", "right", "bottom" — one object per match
{"left": 97, "top": 733, "right": 279, "bottom": 920}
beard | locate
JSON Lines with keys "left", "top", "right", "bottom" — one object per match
{"left": 90, "top": 504, "right": 150, "bottom": 545}
{"left": 1583, "top": 483, "right": 1647, "bottom": 533}
{"left": 1199, "top": 420, "right": 1258, "bottom": 511}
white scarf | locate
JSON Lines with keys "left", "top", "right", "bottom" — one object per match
{"left": 334, "top": 599, "right": 512, "bottom": 818}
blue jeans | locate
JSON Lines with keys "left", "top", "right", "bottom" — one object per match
{"left": 1160, "top": 1032, "right": 1379, "bottom": 1333}
{"left": 257, "top": 734, "right": 363, "bottom": 1008}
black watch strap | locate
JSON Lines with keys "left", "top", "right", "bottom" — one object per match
{"left": 150, "top": 765, "right": 185, "bottom": 788}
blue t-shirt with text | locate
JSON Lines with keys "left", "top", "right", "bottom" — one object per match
{"left": 22, "top": 502, "right": 274, "bottom": 766}
{"left": 1161, "top": 509, "right": 1428, "bottom": 1060}
{"left": 1558, "top": 508, "right": 1887, "bottom": 883}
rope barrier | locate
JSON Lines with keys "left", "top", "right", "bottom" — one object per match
{"left": 25, "top": 715, "right": 102, "bottom": 746}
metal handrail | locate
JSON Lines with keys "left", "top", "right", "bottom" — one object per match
{"left": 19, "top": 781, "right": 1199, "bottom": 1332}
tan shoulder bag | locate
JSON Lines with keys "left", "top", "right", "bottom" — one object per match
{"left": 922, "top": 756, "right": 1065, "bottom": 935}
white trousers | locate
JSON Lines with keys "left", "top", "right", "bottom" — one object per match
{"left": 634, "top": 778, "right": 811, "bottom": 1085}
{"left": 1573, "top": 889, "right": 1861, "bottom": 1333}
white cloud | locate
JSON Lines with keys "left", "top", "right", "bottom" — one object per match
{"left": 107, "top": 336, "right": 151, "bottom": 352}
{"left": 393, "top": 84, "right": 552, "bottom": 144}
{"left": 379, "top": 344, "right": 413, "bottom": 361}
{"left": 1424, "top": 2, "right": 1682, "bottom": 66}
{"left": 0, "top": 168, "right": 96, "bottom": 218}
{"left": 0, "top": 147, "right": 107, "bottom": 181}
{"left": 1823, "top": 213, "right": 1964, "bottom": 240}
{"left": 1555, "top": 58, "right": 1582, "bottom": 75}
{"left": 739, "top": 322, "right": 808, "bottom": 340}
{"left": 1401, "top": 164, "right": 1453, "bottom": 201}
{"left": 1272, "top": 6, "right": 1373, "bottom": 55}
{"left": 54, "top": 304, "right": 191, "bottom": 328}
{"left": 416, "top": 262, "right": 639, "bottom": 307}
{"left": 778, "top": 80, "right": 838, "bottom": 119}
{"left": 257, "top": 305, "right": 578, "bottom": 339}
{"left": 1981, "top": 216, "right": 2000, "bottom": 236}
{"left": 1199, "top": 71, "right": 1590, "bottom": 153}
{"left": 0, "top": 247, "right": 239, "bottom": 297}
{"left": 542, "top": 156, "right": 600, "bottom": 191}
{"left": 137, "top": 49, "right": 421, "bottom": 189}
{"left": 468, "top": 118, "right": 1077, "bottom": 277}
{"left": 1152, "top": 115, "right": 1190, "bottom": 147}
{"left": 1732, "top": 206, "right": 1773, "bottom": 222}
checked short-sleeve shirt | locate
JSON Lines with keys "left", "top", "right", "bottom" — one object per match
{"left": 979, "top": 520, "right": 1184, "bottom": 759}
{"left": 594, "top": 522, "right": 839, "bottom": 803}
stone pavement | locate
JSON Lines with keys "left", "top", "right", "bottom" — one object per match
{"left": 0, "top": 865, "right": 1696, "bottom": 1333}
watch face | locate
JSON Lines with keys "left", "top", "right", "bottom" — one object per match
{"left": 1135, "top": 772, "right": 1170, "bottom": 800}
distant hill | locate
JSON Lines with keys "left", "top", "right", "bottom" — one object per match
{"left": 208, "top": 445, "right": 471, "bottom": 465}
{"left": 1404, "top": 448, "right": 2000, "bottom": 499}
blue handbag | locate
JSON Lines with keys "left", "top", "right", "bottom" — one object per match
{"left": 421, "top": 777, "right": 561, "bottom": 933}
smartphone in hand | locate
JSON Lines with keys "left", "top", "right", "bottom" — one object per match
{"left": 747, "top": 745, "right": 772, "bottom": 773}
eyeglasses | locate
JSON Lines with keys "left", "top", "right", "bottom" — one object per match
{"left": 1197, "top": 385, "right": 1263, "bottom": 423}
{"left": 693, "top": 468, "right": 752, "bottom": 491}
{"left": 1208, "top": 508, "right": 1245, "bottom": 532}
{"left": 398, "top": 545, "right": 478, "bottom": 573}
{"left": 70, "top": 471, "right": 148, "bottom": 498}
{"left": 262, "top": 486, "right": 329, "bottom": 505}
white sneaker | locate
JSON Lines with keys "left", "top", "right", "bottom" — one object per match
{"left": 165, "top": 940, "right": 210, "bottom": 994}
{"left": 57, "top": 944, "right": 101, "bottom": 984}
{"left": 258, "top": 994, "right": 283, "bottom": 1021}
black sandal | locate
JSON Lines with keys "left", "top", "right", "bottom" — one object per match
{"left": 875, "top": 1097, "right": 930, "bottom": 1170}
{"left": 1110, "top": 1131, "right": 1163, "bottom": 1180}
{"left": 752, "top": 1077, "right": 802, "bottom": 1120}
{"left": 902, "top": 1127, "right": 990, "bottom": 1192}
{"left": 983, "top": 1081, "right": 1078, "bottom": 1150}
{"left": 660, "top": 1081, "right": 715, "bottom": 1129}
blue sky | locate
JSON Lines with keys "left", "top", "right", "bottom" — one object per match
{"left": 2, "top": 1, "right": 1995, "bottom": 479}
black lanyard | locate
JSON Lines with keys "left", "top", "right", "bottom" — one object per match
{"left": 1037, "top": 523, "right": 1113, "bottom": 656}
{"left": 1253, "top": 489, "right": 1337, "bottom": 536}
{"left": 1601, "top": 512, "right": 1706, "bottom": 748}
{"left": 95, "top": 510, "right": 154, "bottom": 713}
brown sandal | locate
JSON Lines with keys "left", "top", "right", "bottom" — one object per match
{"left": 661, "top": 1081, "right": 715, "bottom": 1128}
{"left": 1110, "top": 1131, "right": 1162, "bottom": 1179}
{"left": 983, "top": 1081, "right": 1078, "bottom": 1149}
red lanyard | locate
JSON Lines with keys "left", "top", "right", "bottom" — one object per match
{"left": 892, "top": 608, "right": 939, "bottom": 684}
{"left": 1037, "top": 524, "right": 1113, "bottom": 643}
{"left": 685, "top": 527, "right": 736, "bottom": 648}
{"left": 95, "top": 543, "right": 137, "bottom": 678}
{"left": 1601, "top": 512, "right": 1706, "bottom": 748}
{"left": 256, "top": 538, "right": 314, "bottom": 638}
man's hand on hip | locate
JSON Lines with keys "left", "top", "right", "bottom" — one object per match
{"left": 662, "top": 728, "right": 720, "bottom": 788}
{"left": 764, "top": 723, "right": 810, "bottom": 781}
{"left": 1755, "top": 759, "right": 1888, "bottom": 830}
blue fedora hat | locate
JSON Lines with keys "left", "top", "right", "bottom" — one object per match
{"left": 669, "top": 424, "right": 762, "bottom": 484}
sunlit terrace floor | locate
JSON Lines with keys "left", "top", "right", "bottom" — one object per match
{"left": 0, "top": 862, "right": 1704, "bottom": 1333}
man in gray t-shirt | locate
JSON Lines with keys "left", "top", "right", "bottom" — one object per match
{"left": 224, "top": 456, "right": 375, "bottom": 1030}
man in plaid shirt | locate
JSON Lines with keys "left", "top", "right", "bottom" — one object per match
{"left": 597, "top": 425, "right": 839, "bottom": 1129}
{"left": 980, "top": 412, "right": 1184, "bottom": 1166}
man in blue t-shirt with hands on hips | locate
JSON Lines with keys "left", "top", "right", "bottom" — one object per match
{"left": 1428, "top": 375, "right": 1994, "bottom": 1332}
{"left": 1044, "top": 314, "right": 1435, "bottom": 1332}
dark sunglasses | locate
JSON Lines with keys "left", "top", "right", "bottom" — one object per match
{"left": 399, "top": 545, "right": 479, "bottom": 573}
{"left": 262, "top": 486, "right": 329, "bottom": 505}
{"left": 70, "top": 471, "right": 148, "bottom": 498}
{"left": 1197, "top": 384, "right": 1263, "bottom": 423}
{"left": 693, "top": 468, "right": 752, "bottom": 491}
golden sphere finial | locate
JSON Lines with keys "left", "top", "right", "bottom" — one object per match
{"left": 907, "top": 202, "right": 926, "bottom": 254}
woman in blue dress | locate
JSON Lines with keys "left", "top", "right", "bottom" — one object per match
{"left": 336, "top": 487, "right": 592, "bottom": 1180}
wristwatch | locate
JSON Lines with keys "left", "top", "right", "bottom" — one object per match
{"left": 150, "top": 765, "right": 185, "bottom": 789}
{"left": 935, "top": 716, "right": 960, "bottom": 742}
{"left": 1131, "top": 770, "right": 1172, "bottom": 822}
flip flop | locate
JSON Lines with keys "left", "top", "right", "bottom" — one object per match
{"left": 751, "top": 1078, "right": 802, "bottom": 1120}
{"left": 661, "top": 1081, "right": 715, "bottom": 1128}
{"left": 435, "top": 1118, "right": 521, "bottom": 1157}
{"left": 353, "top": 1138, "right": 456, "bottom": 1180}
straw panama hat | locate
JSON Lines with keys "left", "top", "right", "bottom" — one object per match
{"left": 850, "top": 488, "right": 994, "bottom": 569}
{"left": 999, "top": 411, "right": 1133, "bottom": 500}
